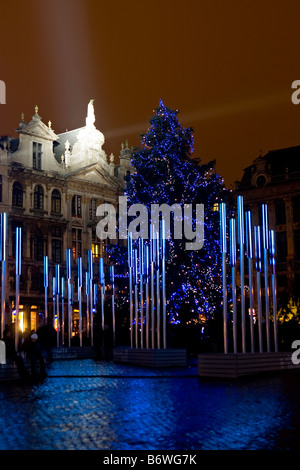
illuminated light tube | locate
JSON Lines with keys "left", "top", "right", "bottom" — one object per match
{"left": 219, "top": 203, "right": 227, "bottom": 253}
{"left": 77, "top": 258, "right": 82, "bottom": 288}
{"left": 55, "top": 264, "right": 60, "bottom": 295}
{"left": 237, "top": 196, "right": 245, "bottom": 245}
{"left": 254, "top": 226, "right": 262, "bottom": 272}
{"left": 0, "top": 213, "right": 7, "bottom": 339}
{"left": 88, "top": 249, "right": 93, "bottom": 280}
{"left": 245, "top": 211, "right": 255, "bottom": 352}
{"left": 0, "top": 212, "right": 7, "bottom": 262}
{"left": 269, "top": 229, "right": 276, "bottom": 275}
{"left": 15, "top": 227, "right": 22, "bottom": 276}
{"left": 230, "top": 218, "right": 236, "bottom": 267}
{"left": 44, "top": 256, "right": 48, "bottom": 288}
{"left": 245, "top": 211, "right": 253, "bottom": 259}
{"left": 262, "top": 204, "right": 269, "bottom": 250}
{"left": 66, "top": 249, "right": 71, "bottom": 280}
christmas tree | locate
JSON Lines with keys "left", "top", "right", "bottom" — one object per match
{"left": 108, "top": 100, "right": 230, "bottom": 330}
{"left": 124, "top": 100, "right": 230, "bottom": 326}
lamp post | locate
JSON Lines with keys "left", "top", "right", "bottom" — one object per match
{"left": 110, "top": 265, "right": 115, "bottom": 347}
{"left": 230, "top": 218, "right": 237, "bottom": 353}
{"left": 88, "top": 250, "right": 94, "bottom": 345}
{"left": 238, "top": 196, "right": 246, "bottom": 353}
{"left": 255, "top": 226, "right": 263, "bottom": 353}
{"left": 99, "top": 257, "right": 105, "bottom": 345}
{"left": 262, "top": 204, "right": 270, "bottom": 352}
{"left": 144, "top": 244, "right": 150, "bottom": 349}
{"left": 161, "top": 219, "right": 167, "bottom": 350}
{"left": 220, "top": 203, "right": 227, "bottom": 354}
{"left": 66, "top": 249, "right": 72, "bottom": 347}
{"left": 61, "top": 277, "right": 65, "bottom": 345}
{"left": 55, "top": 264, "right": 60, "bottom": 347}
{"left": 128, "top": 233, "right": 133, "bottom": 348}
{"left": 269, "top": 230, "right": 278, "bottom": 352}
{"left": 43, "top": 256, "right": 48, "bottom": 325}
{"left": 0, "top": 213, "right": 7, "bottom": 340}
{"left": 246, "top": 211, "right": 255, "bottom": 353}
{"left": 139, "top": 237, "right": 144, "bottom": 348}
{"left": 15, "top": 227, "right": 21, "bottom": 353}
{"left": 78, "top": 257, "right": 82, "bottom": 347}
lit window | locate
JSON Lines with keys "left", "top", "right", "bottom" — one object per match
{"left": 72, "top": 228, "right": 82, "bottom": 261}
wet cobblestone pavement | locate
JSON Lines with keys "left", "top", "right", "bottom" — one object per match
{"left": 1, "top": 359, "right": 300, "bottom": 450}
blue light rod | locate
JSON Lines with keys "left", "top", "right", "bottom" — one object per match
{"left": 237, "top": 196, "right": 245, "bottom": 245}
{"left": 88, "top": 249, "right": 93, "bottom": 280}
{"left": 44, "top": 255, "right": 48, "bottom": 288}
{"left": 85, "top": 272, "right": 89, "bottom": 295}
{"left": 269, "top": 229, "right": 276, "bottom": 274}
{"left": 230, "top": 218, "right": 236, "bottom": 267}
{"left": 262, "top": 204, "right": 269, "bottom": 249}
{"left": 245, "top": 211, "right": 253, "bottom": 259}
{"left": 254, "top": 226, "right": 262, "bottom": 272}
{"left": 78, "top": 258, "right": 82, "bottom": 288}
{"left": 93, "top": 283, "right": 97, "bottom": 306}
{"left": 144, "top": 243, "right": 149, "bottom": 280}
{"left": 55, "top": 264, "right": 60, "bottom": 295}
{"left": 110, "top": 265, "right": 115, "bottom": 292}
{"left": 0, "top": 212, "right": 7, "bottom": 262}
{"left": 61, "top": 277, "right": 65, "bottom": 299}
{"left": 15, "top": 227, "right": 22, "bottom": 276}
{"left": 66, "top": 249, "right": 71, "bottom": 280}
{"left": 220, "top": 203, "right": 227, "bottom": 253}
{"left": 99, "top": 257, "right": 105, "bottom": 288}
{"left": 52, "top": 276, "right": 56, "bottom": 297}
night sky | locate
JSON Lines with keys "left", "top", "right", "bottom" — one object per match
{"left": 1, "top": 0, "right": 300, "bottom": 187}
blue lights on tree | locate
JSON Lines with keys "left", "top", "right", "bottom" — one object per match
{"left": 110, "top": 101, "right": 230, "bottom": 325}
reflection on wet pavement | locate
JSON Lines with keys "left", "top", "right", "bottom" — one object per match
{"left": 0, "top": 359, "right": 300, "bottom": 450}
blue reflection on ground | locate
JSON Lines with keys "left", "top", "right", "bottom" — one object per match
{"left": 0, "top": 359, "right": 300, "bottom": 450}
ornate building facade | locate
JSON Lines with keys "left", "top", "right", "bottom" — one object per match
{"left": 0, "top": 100, "right": 132, "bottom": 335}
{"left": 235, "top": 146, "right": 300, "bottom": 301}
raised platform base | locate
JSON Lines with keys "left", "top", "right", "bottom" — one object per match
{"left": 198, "top": 352, "right": 300, "bottom": 378}
{"left": 113, "top": 347, "right": 187, "bottom": 367}
{"left": 52, "top": 346, "right": 98, "bottom": 360}
{"left": 0, "top": 360, "right": 21, "bottom": 382}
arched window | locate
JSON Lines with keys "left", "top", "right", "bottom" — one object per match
{"left": 34, "top": 185, "right": 44, "bottom": 210}
{"left": 51, "top": 189, "right": 61, "bottom": 214}
{"left": 12, "top": 182, "right": 23, "bottom": 207}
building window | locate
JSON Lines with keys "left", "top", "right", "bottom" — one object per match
{"left": 31, "top": 228, "right": 44, "bottom": 261}
{"left": 275, "top": 199, "right": 286, "bottom": 225}
{"left": 52, "top": 226, "right": 62, "bottom": 263}
{"left": 295, "top": 231, "right": 300, "bottom": 260}
{"left": 89, "top": 198, "right": 97, "bottom": 220}
{"left": 12, "top": 182, "right": 23, "bottom": 207}
{"left": 33, "top": 142, "right": 42, "bottom": 170}
{"left": 292, "top": 196, "right": 300, "bottom": 223}
{"left": 72, "top": 228, "right": 82, "bottom": 261}
{"left": 276, "top": 231, "right": 287, "bottom": 263}
{"left": 72, "top": 195, "right": 82, "bottom": 217}
{"left": 51, "top": 189, "right": 61, "bottom": 214}
{"left": 92, "top": 228, "right": 101, "bottom": 260}
{"left": 34, "top": 185, "right": 44, "bottom": 210}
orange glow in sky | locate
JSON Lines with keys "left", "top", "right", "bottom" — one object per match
{"left": 1, "top": 0, "right": 300, "bottom": 187}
